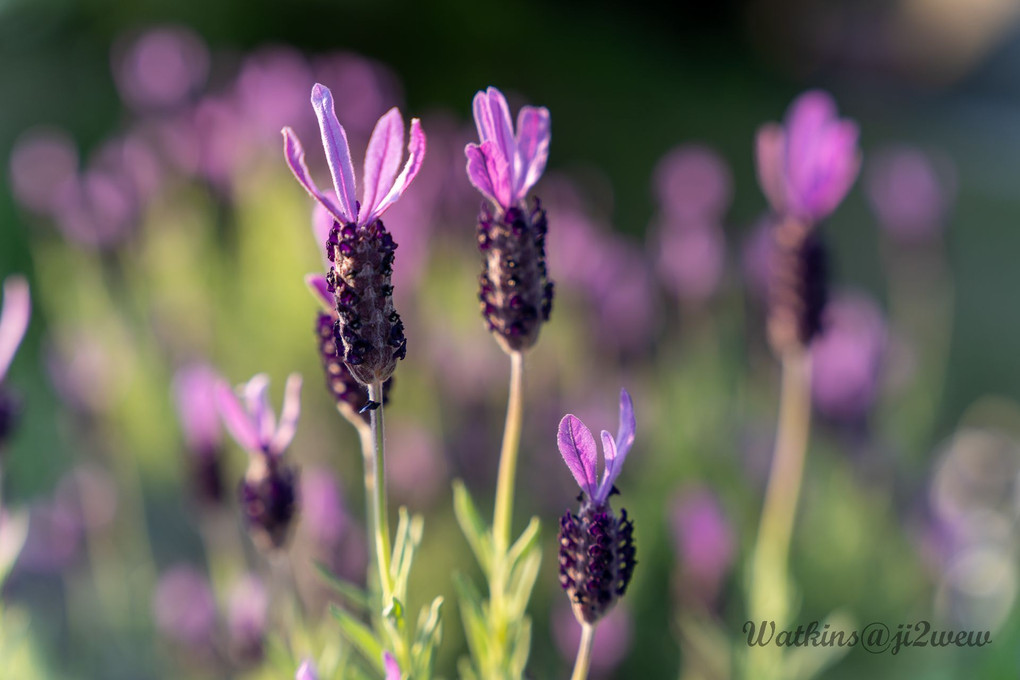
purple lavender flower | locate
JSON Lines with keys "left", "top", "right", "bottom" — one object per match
{"left": 295, "top": 660, "right": 318, "bottom": 680}
{"left": 557, "top": 389, "right": 637, "bottom": 624}
{"left": 153, "top": 564, "right": 217, "bottom": 648}
{"left": 173, "top": 364, "right": 225, "bottom": 505}
{"left": 866, "top": 146, "right": 955, "bottom": 243}
{"left": 669, "top": 487, "right": 735, "bottom": 606}
{"left": 653, "top": 145, "right": 733, "bottom": 223}
{"left": 755, "top": 90, "right": 861, "bottom": 223}
{"left": 466, "top": 87, "right": 554, "bottom": 353}
{"left": 112, "top": 25, "right": 209, "bottom": 112}
{"left": 383, "top": 651, "right": 401, "bottom": 680}
{"left": 228, "top": 573, "right": 268, "bottom": 663}
{"left": 0, "top": 276, "right": 30, "bottom": 450}
{"left": 811, "top": 293, "right": 888, "bottom": 422}
{"left": 8, "top": 128, "right": 79, "bottom": 216}
{"left": 754, "top": 91, "right": 860, "bottom": 354}
{"left": 216, "top": 373, "right": 302, "bottom": 550}
{"left": 284, "top": 84, "right": 426, "bottom": 385}
{"left": 655, "top": 223, "right": 725, "bottom": 305}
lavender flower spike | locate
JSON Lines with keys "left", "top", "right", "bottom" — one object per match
{"left": 557, "top": 389, "right": 637, "bottom": 625}
{"left": 466, "top": 87, "right": 554, "bottom": 353}
{"left": 216, "top": 373, "right": 302, "bottom": 550}
{"left": 754, "top": 91, "right": 859, "bottom": 355}
{"left": 0, "top": 276, "right": 30, "bottom": 449}
{"left": 283, "top": 84, "right": 425, "bottom": 385}
{"left": 173, "top": 364, "right": 224, "bottom": 505}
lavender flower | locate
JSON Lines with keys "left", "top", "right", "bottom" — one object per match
{"left": 283, "top": 84, "right": 425, "bottom": 385}
{"left": 216, "top": 373, "right": 303, "bottom": 550}
{"left": 669, "top": 487, "right": 735, "bottom": 606}
{"left": 8, "top": 128, "right": 78, "bottom": 216}
{"left": 0, "top": 276, "right": 30, "bottom": 450}
{"left": 866, "top": 146, "right": 955, "bottom": 243}
{"left": 754, "top": 91, "right": 860, "bottom": 354}
{"left": 383, "top": 651, "right": 401, "bottom": 680}
{"left": 228, "top": 573, "right": 268, "bottom": 663}
{"left": 466, "top": 87, "right": 554, "bottom": 353}
{"left": 112, "top": 25, "right": 209, "bottom": 112}
{"left": 153, "top": 564, "right": 217, "bottom": 648}
{"left": 173, "top": 364, "right": 225, "bottom": 505}
{"left": 557, "top": 389, "right": 637, "bottom": 624}
{"left": 295, "top": 660, "right": 318, "bottom": 680}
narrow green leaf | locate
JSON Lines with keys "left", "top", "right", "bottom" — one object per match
{"left": 330, "top": 604, "right": 385, "bottom": 674}
{"left": 452, "top": 480, "right": 492, "bottom": 576}
{"left": 506, "top": 516, "right": 541, "bottom": 572}
{"left": 507, "top": 550, "right": 542, "bottom": 619}
{"left": 452, "top": 572, "right": 491, "bottom": 667}
{"left": 313, "top": 561, "right": 370, "bottom": 610}
{"left": 509, "top": 615, "right": 532, "bottom": 679}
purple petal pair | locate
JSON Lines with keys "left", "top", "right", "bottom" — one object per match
{"left": 173, "top": 364, "right": 225, "bottom": 505}
{"left": 755, "top": 90, "right": 861, "bottom": 223}
{"left": 466, "top": 87, "right": 554, "bottom": 353}
{"left": 284, "top": 84, "right": 426, "bottom": 385}
{"left": 557, "top": 389, "right": 638, "bottom": 625}
{"left": 216, "top": 373, "right": 303, "bottom": 550}
{"left": 0, "top": 276, "right": 30, "bottom": 449}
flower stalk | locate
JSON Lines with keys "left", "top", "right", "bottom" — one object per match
{"left": 368, "top": 380, "right": 394, "bottom": 600}
{"left": 570, "top": 623, "right": 596, "bottom": 680}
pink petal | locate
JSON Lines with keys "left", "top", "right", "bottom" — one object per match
{"left": 304, "top": 274, "right": 334, "bottom": 312}
{"left": 472, "top": 88, "right": 515, "bottom": 168}
{"left": 270, "top": 373, "right": 302, "bottom": 455}
{"left": 557, "top": 414, "right": 598, "bottom": 498}
{"left": 243, "top": 374, "right": 275, "bottom": 448}
{"left": 311, "top": 202, "right": 335, "bottom": 264}
{"left": 215, "top": 379, "right": 260, "bottom": 452}
{"left": 480, "top": 140, "right": 512, "bottom": 210}
{"left": 282, "top": 127, "right": 349, "bottom": 223}
{"left": 172, "top": 364, "right": 221, "bottom": 453}
{"left": 754, "top": 124, "right": 787, "bottom": 214}
{"left": 310, "top": 84, "right": 357, "bottom": 223}
{"left": 360, "top": 108, "right": 405, "bottom": 222}
{"left": 784, "top": 90, "right": 838, "bottom": 191}
{"left": 0, "top": 276, "right": 30, "bottom": 382}
{"left": 798, "top": 120, "right": 861, "bottom": 220}
{"left": 383, "top": 652, "right": 401, "bottom": 680}
{"left": 465, "top": 143, "right": 497, "bottom": 206}
{"left": 595, "top": 429, "right": 618, "bottom": 504}
{"left": 513, "top": 105, "right": 550, "bottom": 201}
{"left": 370, "top": 117, "right": 427, "bottom": 221}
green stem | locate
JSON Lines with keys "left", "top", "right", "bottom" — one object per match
{"left": 747, "top": 350, "right": 813, "bottom": 679}
{"left": 570, "top": 623, "right": 596, "bottom": 680}
{"left": 368, "top": 381, "right": 393, "bottom": 600}
{"left": 492, "top": 351, "right": 525, "bottom": 557}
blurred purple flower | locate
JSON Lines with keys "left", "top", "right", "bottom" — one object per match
{"left": 112, "top": 25, "right": 209, "bottom": 111}
{"left": 552, "top": 602, "right": 632, "bottom": 675}
{"left": 283, "top": 83, "right": 426, "bottom": 228}
{"left": 866, "top": 146, "right": 956, "bottom": 243}
{"left": 669, "top": 486, "right": 735, "bottom": 605}
{"left": 756, "top": 90, "right": 861, "bottom": 221}
{"left": 465, "top": 87, "right": 550, "bottom": 213}
{"left": 153, "top": 565, "right": 217, "bottom": 647}
{"left": 174, "top": 364, "right": 225, "bottom": 505}
{"left": 810, "top": 293, "right": 887, "bottom": 422}
{"left": 17, "top": 496, "right": 81, "bottom": 573}
{"left": 740, "top": 216, "right": 776, "bottom": 302}
{"left": 215, "top": 373, "right": 302, "bottom": 458}
{"left": 8, "top": 128, "right": 79, "bottom": 216}
{"left": 295, "top": 659, "right": 318, "bottom": 680}
{"left": 228, "top": 573, "right": 268, "bottom": 663}
{"left": 299, "top": 467, "right": 349, "bottom": 547}
{"left": 653, "top": 145, "right": 732, "bottom": 222}
{"left": 0, "top": 276, "right": 30, "bottom": 447}
{"left": 656, "top": 222, "right": 726, "bottom": 304}
{"left": 312, "top": 53, "right": 402, "bottom": 140}
{"left": 384, "top": 651, "right": 401, "bottom": 680}
{"left": 234, "top": 47, "right": 314, "bottom": 142}
{"left": 386, "top": 423, "right": 447, "bottom": 507}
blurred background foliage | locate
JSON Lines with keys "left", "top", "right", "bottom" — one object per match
{"left": 2, "top": 0, "right": 1020, "bottom": 678}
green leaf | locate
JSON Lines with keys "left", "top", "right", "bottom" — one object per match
{"left": 509, "top": 615, "right": 532, "bottom": 679}
{"left": 507, "top": 550, "right": 542, "bottom": 619}
{"left": 314, "top": 561, "right": 370, "bottom": 610}
{"left": 391, "top": 507, "right": 424, "bottom": 599}
{"left": 383, "top": 597, "right": 405, "bottom": 627}
{"left": 410, "top": 596, "right": 445, "bottom": 676}
{"left": 506, "top": 516, "right": 541, "bottom": 572}
{"left": 452, "top": 480, "right": 493, "bottom": 576}
{"left": 331, "top": 604, "right": 385, "bottom": 674}
{"left": 452, "top": 572, "right": 491, "bottom": 669}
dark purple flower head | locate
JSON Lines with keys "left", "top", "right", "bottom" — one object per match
{"left": 239, "top": 452, "right": 300, "bottom": 551}
{"left": 756, "top": 90, "right": 861, "bottom": 223}
{"left": 465, "top": 87, "right": 550, "bottom": 214}
{"left": 215, "top": 373, "right": 302, "bottom": 458}
{"left": 153, "top": 564, "right": 216, "bottom": 648}
{"left": 557, "top": 389, "right": 637, "bottom": 625}
{"left": 811, "top": 293, "right": 888, "bottom": 422}
{"left": 0, "top": 276, "right": 30, "bottom": 449}
{"left": 866, "top": 146, "right": 955, "bottom": 243}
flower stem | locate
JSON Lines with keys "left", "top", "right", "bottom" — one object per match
{"left": 747, "top": 350, "right": 812, "bottom": 679}
{"left": 570, "top": 622, "right": 596, "bottom": 680}
{"left": 368, "top": 381, "right": 393, "bottom": 600}
{"left": 492, "top": 351, "right": 524, "bottom": 558}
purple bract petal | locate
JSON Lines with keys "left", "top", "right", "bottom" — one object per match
{"left": 269, "top": 373, "right": 302, "bottom": 455}
{"left": 361, "top": 107, "right": 405, "bottom": 222}
{"left": 558, "top": 414, "right": 598, "bottom": 498}
{"left": 465, "top": 143, "right": 497, "bottom": 206}
{"left": 383, "top": 651, "right": 401, "bottom": 680}
{"left": 295, "top": 659, "right": 318, "bottom": 680}
{"left": 311, "top": 202, "right": 334, "bottom": 264}
{"left": 214, "top": 379, "right": 261, "bottom": 453}
{"left": 311, "top": 84, "right": 358, "bottom": 222}
{"left": 595, "top": 388, "right": 636, "bottom": 503}
{"left": 282, "top": 127, "right": 348, "bottom": 223}
{"left": 243, "top": 374, "right": 275, "bottom": 448}
{"left": 172, "top": 364, "right": 221, "bottom": 454}
{"left": 513, "top": 106, "right": 551, "bottom": 200}
{"left": 370, "top": 117, "right": 427, "bottom": 222}
{"left": 0, "top": 276, "right": 30, "bottom": 383}
{"left": 755, "top": 124, "right": 787, "bottom": 215}
{"left": 305, "top": 273, "right": 334, "bottom": 312}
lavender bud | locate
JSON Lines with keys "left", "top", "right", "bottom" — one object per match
{"left": 766, "top": 217, "right": 827, "bottom": 355}
{"left": 239, "top": 455, "right": 299, "bottom": 551}
{"left": 477, "top": 198, "right": 554, "bottom": 354}
{"left": 558, "top": 503, "right": 636, "bottom": 625}
{"left": 328, "top": 219, "right": 405, "bottom": 385}
{"left": 315, "top": 312, "right": 393, "bottom": 425}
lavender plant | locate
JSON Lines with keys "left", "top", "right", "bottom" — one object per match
{"left": 453, "top": 86, "right": 552, "bottom": 680}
